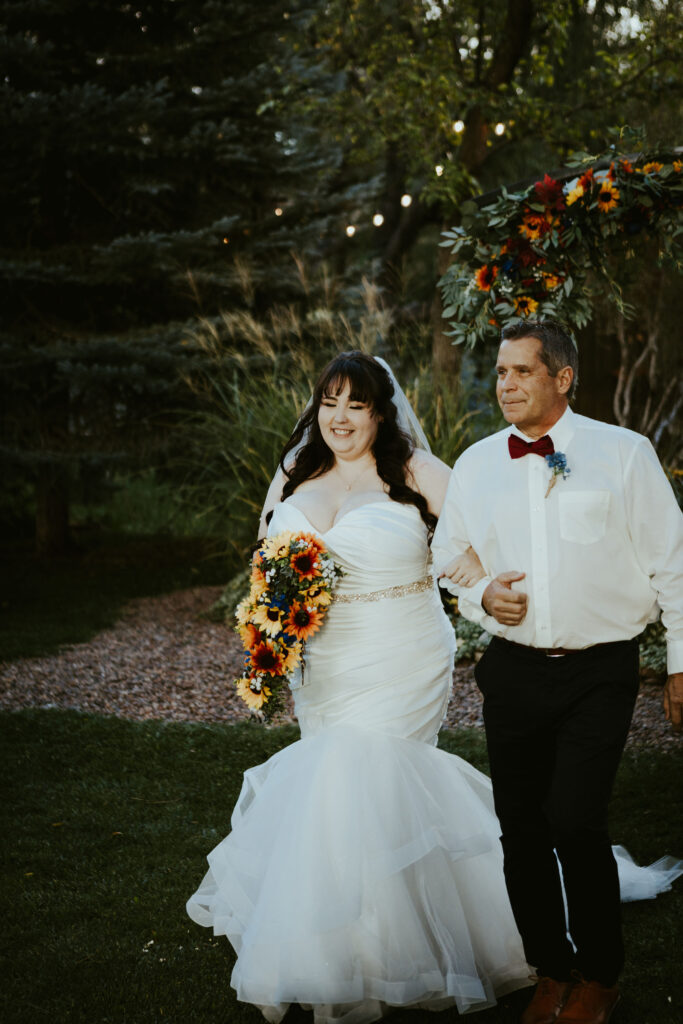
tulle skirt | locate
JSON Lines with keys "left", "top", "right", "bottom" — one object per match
{"left": 186, "top": 724, "right": 533, "bottom": 1022}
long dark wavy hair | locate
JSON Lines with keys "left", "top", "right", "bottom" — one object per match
{"left": 271, "top": 351, "right": 436, "bottom": 537}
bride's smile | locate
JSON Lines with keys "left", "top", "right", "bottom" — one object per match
{"left": 318, "top": 381, "right": 380, "bottom": 459}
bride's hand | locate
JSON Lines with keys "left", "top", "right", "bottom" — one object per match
{"left": 438, "top": 547, "right": 485, "bottom": 588}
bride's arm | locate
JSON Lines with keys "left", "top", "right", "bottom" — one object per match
{"left": 406, "top": 450, "right": 451, "bottom": 518}
{"left": 408, "top": 451, "right": 485, "bottom": 588}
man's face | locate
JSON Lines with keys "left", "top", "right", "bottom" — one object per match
{"left": 495, "top": 335, "right": 570, "bottom": 438}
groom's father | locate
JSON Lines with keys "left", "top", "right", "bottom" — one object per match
{"left": 433, "top": 319, "right": 683, "bottom": 1024}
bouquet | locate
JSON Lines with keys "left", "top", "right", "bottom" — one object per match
{"left": 234, "top": 530, "right": 344, "bottom": 718}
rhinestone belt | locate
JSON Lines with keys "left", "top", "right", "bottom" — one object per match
{"left": 334, "top": 575, "right": 433, "bottom": 604}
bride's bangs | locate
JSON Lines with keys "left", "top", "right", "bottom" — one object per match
{"left": 318, "top": 355, "right": 388, "bottom": 410}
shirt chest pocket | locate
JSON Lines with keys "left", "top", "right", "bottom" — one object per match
{"left": 558, "top": 491, "right": 610, "bottom": 545}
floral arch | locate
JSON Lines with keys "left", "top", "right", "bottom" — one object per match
{"left": 438, "top": 146, "right": 683, "bottom": 349}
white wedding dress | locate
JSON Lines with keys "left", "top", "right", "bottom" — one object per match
{"left": 187, "top": 500, "right": 682, "bottom": 1023}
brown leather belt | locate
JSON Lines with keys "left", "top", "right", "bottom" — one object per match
{"left": 494, "top": 637, "right": 619, "bottom": 658}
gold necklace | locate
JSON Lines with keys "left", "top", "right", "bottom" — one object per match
{"left": 335, "top": 461, "right": 373, "bottom": 492}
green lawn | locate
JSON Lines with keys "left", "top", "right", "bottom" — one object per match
{"left": 0, "top": 533, "right": 229, "bottom": 662}
{"left": 1, "top": 710, "right": 681, "bottom": 1024}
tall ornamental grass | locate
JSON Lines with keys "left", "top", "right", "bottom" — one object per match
{"left": 177, "top": 276, "right": 499, "bottom": 566}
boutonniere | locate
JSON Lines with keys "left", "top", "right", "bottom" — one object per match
{"left": 544, "top": 452, "right": 571, "bottom": 497}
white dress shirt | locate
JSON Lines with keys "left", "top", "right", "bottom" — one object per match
{"left": 432, "top": 406, "right": 683, "bottom": 673}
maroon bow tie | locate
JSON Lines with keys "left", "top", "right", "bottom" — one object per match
{"left": 508, "top": 433, "right": 555, "bottom": 459}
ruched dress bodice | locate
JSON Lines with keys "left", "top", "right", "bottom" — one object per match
{"left": 270, "top": 499, "right": 455, "bottom": 744}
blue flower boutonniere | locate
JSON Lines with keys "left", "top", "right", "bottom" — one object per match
{"left": 544, "top": 452, "right": 571, "bottom": 498}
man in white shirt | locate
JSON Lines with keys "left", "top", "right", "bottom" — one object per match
{"left": 432, "top": 319, "right": 683, "bottom": 1024}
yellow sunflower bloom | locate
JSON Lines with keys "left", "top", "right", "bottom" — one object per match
{"left": 514, "top": 295, "right": 539, "bottom": 317}
{"left": 305, "top": 584, "right": 332, "bottom": 608}
{"left": 566, "top": 184, "right": 585, "bottom": 207}
{"left": 252, "top": 602, "right": 285, "bottom": 637}
{"left": 280, "top": 642, "right": 303, "bottom": 673}
{"left": 638, "top": 161, "right": 663, "bottom": 175}
{"left": 261, "top": 531, "right": 296, "bottom": 560}
{"left": 249, "top": 568, "right": 269, "bottom": 600}
{"left": 543, "top": 273, "right": 563, "bottom": 291}
{"left": 673, "top": 160, "right": 682, "bottom": 173}
{"left": 235, "top": 597, "right": 254, "bottom": 627}
{"left": 596, "top": 183, "right": 620, "bottom": 213}
{"left": 235, "top": 677, "right": 272, "bottom": 711}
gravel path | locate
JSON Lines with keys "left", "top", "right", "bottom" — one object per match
{"left": 0, "top": 586, "right": 679, "bottom": 750}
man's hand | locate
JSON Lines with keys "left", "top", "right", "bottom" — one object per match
{"left": 482, "top": 571, "right": 528, "bottom": 626}
{"left": 663, "top": 672, "right": 683, "bottom": 731}
{"left": 438, "top": 546, "right": 485, "bottom": 588}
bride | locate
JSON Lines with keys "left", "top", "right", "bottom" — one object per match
{"left": 186, "top": 351, "right": 679, "bottom": 1023}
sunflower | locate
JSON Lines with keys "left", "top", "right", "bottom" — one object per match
{"left": 284, "top": 602, "right": 325, "bottom": 641}
{"left": 566, "top": 184, "right": 585, "bottom": 207}
{"left": 252, "top": 602, "right": 285, "bottom": 637}
{"left": 248, "top": 639, "right": 286, "bottom": 676}
{"left": 249, "top": 563, "right": 269, "bottom": 600}
{"left": 578, "top": 168, "right": 594, "bottom": 192}
{"left": 619, "top": 158, "right": 634, "bottom": 174}
{"left": 261, "top": 531, "right": 296, "bottom": 560}
{"left": 474, "top": 264, "right": 498, "bottom": 291}
{"left": 235, "top": 677, "right": 272, "bottom": 711}
{"left": 596, "top": 183, "right": 620, "bottom": 213}
{"left": 238, "top": 622, "right": 262, "bottom": 650}
{"left": 514, "top": 295, "right": 539, "bottom": 317}
{"left": 293, "top": 533, "right": 326, "bottom": 555}
{"left": 518, "top": 212, "right": 551, "bottom": 241}
{"left": 304, "top": 583, "right": 332, "bottom": 608}
{"left": 279, "top": 641, "right": 303, "bottom": 673}
{"left": 290, "top": 547, "right": 320, "bottom": 581}
{"left": 235, "top": 596, "right": 254, "bottom": 627}
{"left": 639, "top": 161, "right": 663, "bottom": 175}
{"left": 673, "top": 160, "right": 682, "bottom": 173}
{"left": 542, "top": 273, "right": 563, "bottom": 291}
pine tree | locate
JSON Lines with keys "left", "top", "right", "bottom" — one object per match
{"left": 0, "top": 0, "right": 325, "bottom": 553}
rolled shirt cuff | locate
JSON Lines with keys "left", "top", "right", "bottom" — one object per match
{"left": 437, "top": 575, "right": 491, "bottom": 625}
{"left": 666, "top": 639, "right": 683, "bottom": 675}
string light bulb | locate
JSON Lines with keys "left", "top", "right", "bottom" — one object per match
{"left": 372, "top": 213, "right": 384, "bottom": 227}
{"left": 435, "top": 165, "right": 444, "bottom": 176}
{"left": 452, "top": 120, "right": 465, "bottom": 133}
{"left": 400, "top": 194, "right": 412, "bottom": 207}
{"left": 274, "top": 207, "right": 283, "bottom": 216}
{"left": 345, "top": 225, "right": 356, "bottom": 237}
{"left": 494, "top": 122, "right": 506, "bottom": 136}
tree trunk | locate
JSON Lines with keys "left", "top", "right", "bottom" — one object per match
{"left": 431, "top": 241, "right": 463, "bottom": 387}
{"left": 35, "top": 465, "right": 70, "bottom": 557}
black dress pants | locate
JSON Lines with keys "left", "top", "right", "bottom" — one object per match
{"left": 475, "top": 636, "right": 640, "bottom": 986}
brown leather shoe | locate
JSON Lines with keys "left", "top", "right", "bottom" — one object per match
{"left": 556, "top": 978, "right": 620, "bottom": 1023}
{"left": 521, "top": 977, "right": 573, "bottom": 1024}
